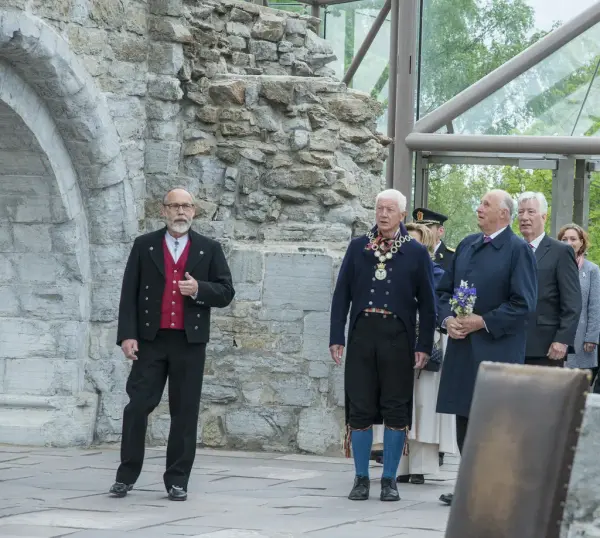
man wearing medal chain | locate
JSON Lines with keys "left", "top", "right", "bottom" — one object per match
{"left": 329, "top": 189, "right": 437, "bottom": 502}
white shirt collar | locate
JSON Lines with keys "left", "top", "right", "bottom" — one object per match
{"left": 488, "top": 226, "right": 508, "bottom": 240}
{"left": 434, "top": 241, "right": 441, "bottom": 253}
{"left": 165, "top": 231, "right": 189, "bottom": 262}
{"left": 528, "top": 232, "right": 545, "bottom": 251}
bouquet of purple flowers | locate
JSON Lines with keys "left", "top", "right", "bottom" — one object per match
{"left": 449, "top": 280, "right": 477, "bottom": 317}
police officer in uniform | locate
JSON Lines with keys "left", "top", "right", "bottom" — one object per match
{"left": 413, "top": 208, "right": 454, "bottom": 272}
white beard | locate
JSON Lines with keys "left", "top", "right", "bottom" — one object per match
{"left": 170, "top": 220, "right": 191, "bottom": 234}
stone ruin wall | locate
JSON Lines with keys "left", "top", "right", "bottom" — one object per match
{"left": 0, "top": 0, "right": 387, "bottom": 454}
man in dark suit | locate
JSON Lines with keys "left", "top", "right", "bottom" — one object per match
{"left": 109, "top": 188, "right": 235, "bottom": 501}
{"left": 436, "top": 189, "right": 537, "bottom": 506}
{"left": 330, "top": 189, "right": 436, "bottom": 502}
{"left": 517, "top": 192, "right": 581, "bottom": 368}
{"left": 413, "top": 207, "right": 454, "bottom": 272}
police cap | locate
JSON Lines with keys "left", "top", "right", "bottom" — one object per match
{"left": 412, "top": 207, "right": 449, "bottom": 226}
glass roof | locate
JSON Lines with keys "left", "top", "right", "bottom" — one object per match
{"left": 448, "top": 22, "right": 600, "bottom": 137}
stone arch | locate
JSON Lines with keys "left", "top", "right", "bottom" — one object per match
{"left": 0, "top": 10, "right": 139, "bottom": 446}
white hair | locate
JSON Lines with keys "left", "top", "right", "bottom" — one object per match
{"left": 518, "top": 191, "right": 548, "bottom": 215}
{"left": 376, "top": 189, "right": 407, "bottom": 212}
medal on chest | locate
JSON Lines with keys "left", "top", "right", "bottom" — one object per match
{"left": 367, "top": 230, "right": 411, "bottom": 281}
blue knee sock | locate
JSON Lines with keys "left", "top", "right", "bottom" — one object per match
{"left": 382, "top": 427, "right": 406, "bottom": 479}
{"left": 351, "top": 428, "right": 373, "bottom": 478}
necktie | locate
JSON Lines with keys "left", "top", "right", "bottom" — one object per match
{"left": 483, "top": 235, "right": 492, "bottom": 243}
{"left": 174, "top": 239, "right": 179, "bottom": 261}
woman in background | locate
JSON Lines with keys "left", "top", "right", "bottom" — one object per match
{"left": 372, "top": 223, "right": 457, "bottom": 484}
{"left": 558, "top": 224, "right": 600, "bottom": 386}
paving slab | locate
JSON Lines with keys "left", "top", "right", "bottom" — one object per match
{"left": 0, "top": 445, "right": 458, "bottom": 537}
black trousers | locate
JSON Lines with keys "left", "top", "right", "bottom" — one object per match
{"left": 116, "top": 330, "right": 206, "bottom": 490}
{"left": 345, "top": 313, "right": 413, "bottom": 430}
{"left": 456, "top": 415, "right": 469, "bottom": 454}
{"left": 525, "top": 356, "right": 564, "bottom": 368}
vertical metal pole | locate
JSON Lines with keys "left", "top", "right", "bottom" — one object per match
{"left": 573, "top": 159, "right": 590, "bottom": 228}
{"left": 551, "top": 157, "right": 575, "bottom": 238}
{"left": 311, "top": 3, "right": 321, "bottom": 35}
{"left": 392, "top": 0, "right": 418, "bottom": 215}
{"left": 385, "top": 0, "right": 399, "bottom": 188}
{"left": 413, "top": 151, "right": 426, "bottom": 213}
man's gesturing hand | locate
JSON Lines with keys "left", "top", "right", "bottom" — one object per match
{"left": 178, "top": 272, "right": 198, "bottom": 297}
{"left": 415, "top": 352, "right": 429, "bottom": 369}
{"left": 330, "top": 345, "right": 344, "bottom": 365}
{"left": 122, "top": 339, "right": 139, "bottom": 360}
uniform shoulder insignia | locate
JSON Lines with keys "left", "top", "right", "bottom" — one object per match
{"left": 447, "top": 247, "right": 455, "bottom": 252}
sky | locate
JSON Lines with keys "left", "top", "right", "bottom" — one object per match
{"left": 529, "top": 0, "right": 598, "bottom": 31}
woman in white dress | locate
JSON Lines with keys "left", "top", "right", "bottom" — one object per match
{"left": 372, "top": 223, "right": 457, "bottom": 484}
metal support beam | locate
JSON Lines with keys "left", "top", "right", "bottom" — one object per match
{"left": 411, "top": 1, "right": 600, "bottom": 134}
{"left": 385, "top": 0, "right": 399, "bottom": 188}
{"left": 405, "top": 132, "right": 600, "bottom": 155}
{"left": 342, "top": 0, "right": 391, "bottom": 86}
{"left": 413, "top": 152, "right": 428, "bottom": 211}
{"left": 573, "top": 159, "right": 591, "bottom": 228}
{"left": 311, "top": 3, "right": 320, "bottom": 34}
{"left": 551, "top": 157, "right": 575, "bottom": 238}
{"left": 393, "top": 0, "right": 418, "bottom": 213}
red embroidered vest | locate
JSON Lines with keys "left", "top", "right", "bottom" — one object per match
{"left": 160, "top": 238, "right": 191, "bottom": 330}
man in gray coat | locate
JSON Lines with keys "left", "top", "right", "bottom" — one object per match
{"left": 517, "top": 192, "right": 582, "bottom": 367}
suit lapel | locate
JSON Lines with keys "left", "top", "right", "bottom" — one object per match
{"left": 535, "top": 235, "right": 551, "bottom": 264}
{"left": 149, "top": 228, "right": 166, "bottom": 277}
{"left": 185, "top": 230, "right": 206, "bottom": 273}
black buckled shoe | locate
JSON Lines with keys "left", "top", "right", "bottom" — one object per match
{"left": 109, "top": 482, "right": 133, "bottom": 498}
{"left": 168, "top": 485, "right": 187, "bottom": 501}
{"left": 380, "top": 477, "right": 400, "bottom": 501}
{"left": 440, "top": 493, "right": 453, "bottom": 505}
{"left": 348, "top": 476, "right": 370, "bottom": 501}
{"left": 410, "top": 474, "right": 425, "bottom": 485}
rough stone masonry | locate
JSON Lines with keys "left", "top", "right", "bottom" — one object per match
{"left": 0, "top": 0, "right": 389, "bottom": 454}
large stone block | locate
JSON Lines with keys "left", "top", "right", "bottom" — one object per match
{"left": 563, "top": 396, "right": 600, "bottom": 536}
{"left": 297, "top": 408, "right": 343, "bottom": 455}
{"left": 4, "top": 358, "right": 81, "bottom": 396}
{"left": 230, "top": 249, "right": 264, "bottom": 283}
{"left": 225, "top": 408, "right": 294, "bottom": 441}
{"left": 149, "top": 42, "right": 184, "bottom": 76}
{"left": 302, "top": 312, "right": 330, "bottom": 361}
{"left": 0, "top": 393, "right": 98, "bottom": 447}
{"left": 0, "top": 318, "right": 57, "bottom": 358}
{"left": 145, "top": 141, "right": 181, "bottom": 175}
{"left": 263, "top": 253, "right": 332, "bottom": 311}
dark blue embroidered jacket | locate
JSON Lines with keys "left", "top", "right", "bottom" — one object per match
{"left": 329, "top": 224, "right": 437, "bottom": 355}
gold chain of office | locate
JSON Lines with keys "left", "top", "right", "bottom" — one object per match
{"left": 366, "top": 230, "right": 411, "bottom": 280}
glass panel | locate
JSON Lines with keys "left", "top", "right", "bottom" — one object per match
{"left": 418, "top": 0, "right": 599, "bottom": 120}
{"left": 325, "top": 1, "right": 390, "bottom": 132}
{"left": 267, "top": 0, "right": 311, "bottom": 15}
{"left": 450, "top": 22, "right": 600, "bottom": 136}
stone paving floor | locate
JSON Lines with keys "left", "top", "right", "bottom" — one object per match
{"left": 0, "top": 444, "right": 457, "bottom": 538}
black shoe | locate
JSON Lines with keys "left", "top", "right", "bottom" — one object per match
{"left": 109, "top": 482, "right": 133, "bottom": 498}
{"left": 396, "top": 474, "right": 410, "bottom": 483}
{"left": 380, "top": 477, "right": 400, "bottom": 501}
{"left": 410, "top": 474, "right": 425, "bottom": 485}
{"left": 440, "top": 493, "right": 453, "bottom": 505}
{"left": 439, "top": 452, "right": 445, "bottom": 466}
{"left": 168, "top": 485, "right": 187, "bottom": 501}
{"left": 348, "top": 476, "right": 370, "bottom": 501}
{"left": 370, "top": 449, "right": 383, "bottom": 461}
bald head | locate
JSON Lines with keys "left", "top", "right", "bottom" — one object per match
{"left": 476, "top": 189, "right": 514, "bottom": 235}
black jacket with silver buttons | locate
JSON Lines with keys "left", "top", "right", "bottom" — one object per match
{"left": 116, "top": 227, "right": 235, "bottom": 345}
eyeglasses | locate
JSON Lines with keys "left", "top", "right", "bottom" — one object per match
{"left": 163, "top": 203, "right": 194, "bottom": 211}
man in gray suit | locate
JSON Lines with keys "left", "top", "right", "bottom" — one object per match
{"left": 518, "top": 192, "right": 581, "bottom": 367}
